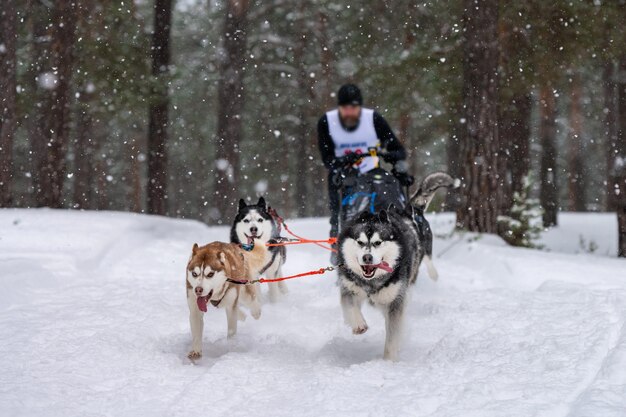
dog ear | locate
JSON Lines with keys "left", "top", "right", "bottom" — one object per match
{"left": 257, "top": 196, "right": 267, "bottom": 210}
{"left": 192, "top": 243, "right": 199, "bottom": 255}
{"left": 218, "top": 251, "right": 231, "bottom": 275}
{"left": 219, "top": 250, "right": 238, "bottom": 276}
{"left": 378, "top": 210, "right": 390, "bottom": 223}
{"left": 238, "top": 199, "right": 247, "bottom": 211}
{"left": 356, "top": 211, "right": 370, "bottom": 223}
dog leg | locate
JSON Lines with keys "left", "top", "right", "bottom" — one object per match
{"left": 267, "top": 282, "right": 280, "bottom": 303}
{"left": 276, "top": 266, "right": 288, "bottom": 295}
{"left": 424, "top": 255, "right": 439, "bottom": 281}
{"left": 224, "top": 287, "right": 239, "bottom": 338}
{"left": 383, "top": 299, "right": 405, "bottom": 362}
{"left": 226, "top": 305, "right": 238, "bottom": 338}
{"left": 187, "top": 291, "right": 204, "bottom": 359}
{"left": 241, "top": 283, "right": 261, "bottom": 320}
{"left": 340, "top": 286, "right": 368, "bottom": 335}
{"left": 237, "top": 308, "right": 247, "bottom": 321}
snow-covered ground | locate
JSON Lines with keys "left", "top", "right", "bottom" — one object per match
{"left": 0, "top": 209, "right": 624, "bottom": 417}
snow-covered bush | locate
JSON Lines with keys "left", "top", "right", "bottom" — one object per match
{"left": 498, "top": 176, "right": 544, "bottom": 248}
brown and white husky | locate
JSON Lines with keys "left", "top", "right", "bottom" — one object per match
{"left": 185, "top": 238, "right": 267, "bottom": 359}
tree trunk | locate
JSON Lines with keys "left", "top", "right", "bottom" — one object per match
{"left": 445, "top": 132, "right": 461, "bottom": 212}
{"left": 567, "top": 72, "right": 585, "bottom": 211}
{"left": 617, "top": 205, "right": 626, "bottom": 258}
{"left": 34, "top": 0, "right": 78, "bottom": 208}
{"left": 456, "top": 0, "right": 501, "bottom": 233}
{"left": 605, "top": 61, "right": 618, "bottom": 212}
{"left": 130, "top": 146, "right": 143, "bottom": 213}
{"left": 293, "top": 7, "right": 311, "bottom": 218}
{"left": 147, "top": 0, "right": 173, "bottom": 216}
{"left": 616, "top": 56, "right": 626, "bottom": 257}
{"left": 539, "top": 84, "right": 559, "bottom": 227}
{"left": 96, "top": 158, "right": 108, "bottom": 210}
{"left": 72, "top": 92, "right": 95, "bottom": 210}
{"left": 311, "top": 10, "right": 334, "bottom": 218}
{"left": 213, "top": 0, "right": 249, "bottom": 223}
{"left": 0, "top": 0, "right": 17, "bottom": 207}
{"left": 398, "top": 112, "right": 416, "bottom": 176}
{"left": 399, "top": 0, "right": 418, "bottom": 180}
{"left": 27, "top": 2, "right": 49, "bottom": 206}
{"left": 499, "top": 92, "right": 532, "bottom": 214}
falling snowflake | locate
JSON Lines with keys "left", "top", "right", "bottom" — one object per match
{"left": 37, "top": 72, "right": 58, "bottom": 90}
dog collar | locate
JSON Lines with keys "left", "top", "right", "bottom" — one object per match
{"left": 241, "top": 242, "right": 255, "bottom": 251}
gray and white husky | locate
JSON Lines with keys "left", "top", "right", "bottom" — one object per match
{"left": 231, "top": 197, "right": 288, "bottom": 303}
{"left": 337, "top": 172, "right": 457, "bottom": 361}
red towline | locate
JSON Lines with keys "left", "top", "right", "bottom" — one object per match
{"left": 227, "top": 261, "right": 393, "bottom": 286}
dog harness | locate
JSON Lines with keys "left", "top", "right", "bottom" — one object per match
{"left": 258, "top": 248, "right": 279, "bottom": 276}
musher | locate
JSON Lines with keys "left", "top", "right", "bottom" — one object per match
{"left": 317, "top": 83, "right": 414, "bottom": 262}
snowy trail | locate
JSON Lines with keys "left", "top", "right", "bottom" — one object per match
{"left": 1, "top": 209, "right": 625, "bottom": 417}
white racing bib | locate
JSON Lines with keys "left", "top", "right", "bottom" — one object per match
{"left": 326, "top": 108, "right": 379, "bottom": 158}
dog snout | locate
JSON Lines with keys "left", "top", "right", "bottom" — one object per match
{"left": 250, "top": 226, "right": 258, "bottom": 235}
{"left": 362, "top": 253, "right": 374, "bottom": 264}
{"left": 194, "top": 286, "right": 204, "bottom": 296}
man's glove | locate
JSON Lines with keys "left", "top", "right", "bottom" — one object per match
{"left": 341, "top": 152, "right": 362, "bottom": 166}
{"left": 380, "top": 152, "right": 397, "bottom": 164}
{"left": 392, "top": 168, "right": 415, "bottom": 187}
{"left": 330, "top": 153, "right": 361, "bottom": 171}
{"left": 392, "top": 160, "right": 414, "bottom": 186}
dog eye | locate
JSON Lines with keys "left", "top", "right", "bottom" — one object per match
{"left": 356, "top": 240, "right": 365, "bottom": 247}
{"left": 258, "top": 218, "right": 263, "bottom": 223}
{"left": 207, "top": 272, "right": 215, "bottom": 278}
{"left": 373, "top": 241, "right": 382, "bottom": 247}
{"left": 243, "top": 219, "right": 250, "bottom": 223}
{"left": 191, "top": 271, "right": 198, "bottom": 277}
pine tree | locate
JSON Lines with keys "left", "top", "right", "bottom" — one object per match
{"left": 497, "top": 175, "right": 544, "bottom": 248}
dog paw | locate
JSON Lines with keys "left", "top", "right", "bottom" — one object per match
{"left": 250, "top": 305, "right": 262, "bottom": 320}
{"left": 267, "top": 293, "right": 279, "bottom": 304}
{"left": 187, "top": 350, "right": 202, "bottom": 360}
{"left": 383, "top": 350, "right": 399, "bottom": 362}
{"left": 352, "top": 323, "right": 368, "bottom": 335}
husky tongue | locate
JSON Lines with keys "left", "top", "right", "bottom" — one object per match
{"left": 196, "top": 295, "right": 209, "bottom": 312}
{"left": 376, "top": 261, "right": 393, "bottom": 273}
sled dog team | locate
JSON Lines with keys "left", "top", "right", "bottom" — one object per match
{"left": 186, "top": 173, "right": 456, "bottom": 361}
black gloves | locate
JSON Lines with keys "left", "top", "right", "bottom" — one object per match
{"left": 392, "top": 169, "right": 415, "bottom": 187}
{"left": 332, "top": 153, "right": 414, "bottom": 186}
{"left": 341, "top": 152, "right": 362, "bottom": 165}
{"left": 330, "top": 153, "right": 360, "bottom": 171}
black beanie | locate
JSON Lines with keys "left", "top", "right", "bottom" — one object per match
{"left": 337, "top": 84, "right": 363, "bottom": 106}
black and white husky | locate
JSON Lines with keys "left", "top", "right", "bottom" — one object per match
{"left": 337, "top": 172, "right": 457, "bottom": 361}
{"left": 231, "top": 197, "right": 288, "bottom": 303}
